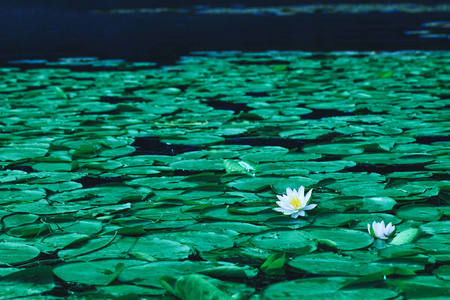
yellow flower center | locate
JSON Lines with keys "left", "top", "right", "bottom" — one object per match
{"left": 289, "top": 196, "right": 302, "bottom": 209}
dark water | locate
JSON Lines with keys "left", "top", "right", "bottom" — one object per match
{"left": 1, "top": 0, "right": 450, "bottom": 66}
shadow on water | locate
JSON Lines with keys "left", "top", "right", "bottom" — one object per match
{"left": 132, "top": 137, "right": 200, "bottom": 156}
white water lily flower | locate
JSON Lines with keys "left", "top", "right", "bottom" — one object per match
{"left": 274, "top": 186, "right": 316, "bottom": 218}
{"left": 367, "top": 221, "right": 396, "bottom": 240}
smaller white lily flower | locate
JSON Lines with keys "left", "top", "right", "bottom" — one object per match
{"left": 274, "top": 186, "right": 316, "bottom": 218}
{"left": 368, "top": 221, "right": 396, "bottom": 240}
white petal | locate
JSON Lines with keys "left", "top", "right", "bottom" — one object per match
{"left": 372, "top": 221, "right": 377, "bottom": 232}
{"left": 275, "top": 206, "right": 296, "bottom": 215}
{"left": 276, "top": 194, "right": 286, "bottom": 201}
{"left": 373, "top": 222, "right": 383, "bottom": 239}
{"left": 385, "top": 223, "right": 395, "bottom": 236}
{"left": 286, "top": 188, "right": 293, "bottom": 197}
{"left": 304, "top": 189, "right": 313, "bottom": 205}
{"left": 298, "top": 210, "right": 306, "bottom": 217}
{"left": 303, "top": 204, "right": 317, "bottom": 211}
{"left": 276, "top": 201, "right": 294, "bottom": 211}
{"left": 384, "top": 222, "right": 392, "bottom": 234}
{"left": 389, "top": 226, "right": 396, "bottom": 236}
{"left": 274, "top": 207, "right": 288, "bottom": 213}
{"left": 298, "top": 186, "right": 305, "bottom": 203}
{"left": 291, "top": 211, "right": 301, "bottom": 218}
{"left": 367, "top": 223, "right": 371, "bottom": 234}
{"left": 380, "top": 220, "right": 385, "bottom": 228}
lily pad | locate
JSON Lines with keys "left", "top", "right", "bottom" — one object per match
{"left": 262, "top": 276, "right": 398, "bottom": 300}
{"left": 250, "top": 229, "right": 317, "bottom": 254}
{"left": 0, "top": 242, "right": 41, "bottom": 264}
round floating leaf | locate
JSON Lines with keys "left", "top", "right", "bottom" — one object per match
{"left": 262, "top": 276, "right": 398, "bottom": 300}
{"left": 145, "top": 231, "right": 234, "bottom": 252}
{"left": 313, "top": 212, "right": 401, "bottom": 229}
{"left": 227, "top": 177, "right": 277, "bottom": 192}
{"left": 57, "top": 236, "right": 117, "bottom": 259}
{"left": 49, "top": 219, "right": 103, "bottom": 236}
{"left": 119, "top": 261, "right": 244, "bottom": 287}
{"left": 271, "top": 177, "right": 318, "bottom": 194}
{"left": 32, "top": 162, "right": 74, "bottom": 172}
{"left": 320, "top": 196, "right": 397, "bottom": 212}
{"left": 394, "top": 154, "right": 435, "bottom": 165}
{"left": 49, "top": 185, "right": 151, "bottom": 205}
{"left": 135, "top": 206, "right": 198, "bottom": 221}
{"left": 303, "top": 143, "right": 365, "bottom": 155}
{"left": 161, "top": 274, "right": 233, "bottom": 300}
{"left": 288, "top": 252, "right": 388, "bottom": 276}
{"left": 53, "top": 259, "right": 143, "bottom": 286}
{"left": 99, "top": 146, "right": 136, "bottom": 157}
{"left": 40, "top": 233, "right": 90, "bottom": 250}
{"left": 433, "top": 265, "right": 450, "bottom": 280}
{"left": 396, "top": 204, "right": 442, "bottom": 221}
{"left": 200, "top": 207, "right": 275, "bottom": 223}
{"left": 250, "top": 229, "right": 317, "bottom": 254}
{"left": 114, "top": 166, "right": 161, "bottom": 175}
{"left": 2, "top": 213, "right": 40, "bottom": 228}
{"left": 186, "top": 222, "right": 266, "bottom": 234}
{"left": 420, "top": 221, "right": 450, "bottom": 235}
{"left": 0, "top": 267, "right": 55, "bottom": 298}
{"left": 131, "top": 237, "right": 193, "bottom": 260}
{"left": 0, "top": 242, "right": 41, "bottom": 264}
{"left": 0, "top": 147, "right": 48, "bottom": 161}
{"left": 416, "top": 234, "right": 450, "bottom": 254}
{"left": 341, "top": 183, "right": 407, "bottom": 197}
{"left": 6, "top": 199, "right": 85, "bottom": 215}
{"left": 170, "top": 159, "right": 225, "bottom": 171}
{"left": 126, "top": 176, "right": 197, "bottom": 190}
{"left": 7, "top": 223, "right": 50, "bottom": 238}
{"left": 181, "top": 184, "right": 226, "bottom": 200}
{"left": 301, "top": 227, "right": 374, "bottom": 250}
{"left": 387, "top": 275, "right": 450, "bottom": 299}
{"left": 0, "top": 189, "right": 46, "bottom": 205}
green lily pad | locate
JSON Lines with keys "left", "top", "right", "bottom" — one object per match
{"left": 53, "top": 259, "right": 143, "bottom": 286}
{"left": 396, "top": 204, "right": 442, "bottom": 221}
{"left": 387, "top": 276, "right": 450, "bottom": 299}
{"left": 145, "top": 231, "right": 234, "bottom": 252}
{"left": 301, "top": 227, "right": 374, "bottom": 250}
{"left": 0, "top": 267, "right": 55, "bottom": 298}
{"left": 262, "top": 276, "right": 398, "bottom": 300}
{"left": 0, "top": 242, "right": 41, "bottom": 264}
{"left": 288, "top": 252, "right": 390, "bottom": 276}
{"left": 118, "top": 261, "right": 250, "bottom": 288}
{"left": 416, "top": 234, "right": 450, "bottom": 254}
{"left": 250, "top": 229, "right": 317, "bottom": 254}
{"left": 0, "top": 189, "right": 46, "bottom": 205}
{"left": 0, "top": 147, "right": 48, "bottom": 161}
{"left": 319, "top": 196, "right": 397, "bottom": 212}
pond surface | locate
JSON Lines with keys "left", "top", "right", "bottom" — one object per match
{"left": 1, "top": 2, "right": 450, "bottom": 299}
{"left": 1, "top": 1, "right": 450, "bottom": 65}
{"left": 1, "top": 50, "right": 450, "bottom": 299}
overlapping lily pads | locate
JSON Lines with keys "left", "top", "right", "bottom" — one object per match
{"left": 2, "top": 50, "right": 450, "bottom": 298}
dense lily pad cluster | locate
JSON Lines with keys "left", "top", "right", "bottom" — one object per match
{"left": 0, "top": 51, "right": 450, "bottom": 298}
